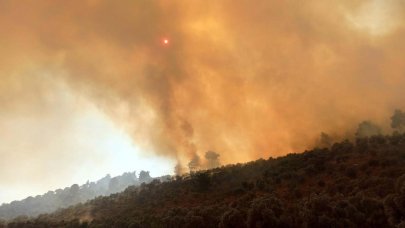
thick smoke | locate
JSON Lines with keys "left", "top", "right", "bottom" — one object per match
{"left": 1, "top": 0, "right": 405, "bottom": 175}
{"left": 187, "top": 151, "right": 221, "bottom": 172}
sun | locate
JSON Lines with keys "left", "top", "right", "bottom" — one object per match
{"left": 162, "top": 38, "right": 169, "bottom": 45}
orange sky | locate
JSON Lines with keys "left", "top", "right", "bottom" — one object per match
{"left": 1, "top": 0, "right": 405, "bottom": 202}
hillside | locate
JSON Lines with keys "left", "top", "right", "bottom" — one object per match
{"left": 0, "top": 171, "right": 157, "bottom": 221}
{"left": 3, "top": 133, "right": 405, "bottom": 228}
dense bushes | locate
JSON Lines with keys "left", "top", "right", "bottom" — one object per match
{"left": 4, "top": 133, "right": 405, "bottom": 227}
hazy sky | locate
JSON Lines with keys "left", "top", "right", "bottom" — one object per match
{"left": 0, "top": 78, "right": 175, "bottom": 203}
{"left": 1, "top": 0, "right": 405, "bottom": 203}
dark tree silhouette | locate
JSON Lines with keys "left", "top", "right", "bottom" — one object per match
{"left": 355, "top": 121, "right": 382, "bottom": 138}
{"left": 188, "top": 154, "right": 201, "bottom": 173}
{"left": 318, "top": 132, "right": 332, "bottom": 148}
{"left": 205, "top": 151, "right": 221, "bottom": 169}
{"left": 139, "top": 170, "right": 152, "bottom": 183}
{"left": 391, "top": 109, "right": 405, "bottom": 133}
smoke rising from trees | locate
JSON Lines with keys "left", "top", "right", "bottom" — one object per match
{"left": 1, "top": 0, "right": 405, "bottom": 177}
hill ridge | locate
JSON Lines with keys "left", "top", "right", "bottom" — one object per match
{"left": 3, "top": 133, "right": 405, "bottom": 227}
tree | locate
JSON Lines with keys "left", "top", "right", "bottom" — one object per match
{"left": 391, "top": 109, "right": 405, "bottom": 133}
{"left": 69, "top": 184, "right": 80, "bottom": 203}
{"left": 205, "top": 151, "right": 221, "bottom": 169}
{"left": 247, "top": 196, "right": 283, "bottom": 228}
{"left": 139, "top": 171, "right": 152, "bottom": 183}
{"left": 108, "top": 177, "right": 120, "bottom": 194}
{"left": 70, "top": 184, "right": 80, "bottom": 194}
{"left": 219, "top": 209, "right": 246, "bottom": 228}
{"left": 188, "top": 154, "right": 201, "bottom": 173}
{"left": 355, "top": 121, "right": 381, "bottom": 138}
{"left": 318, "top": 132, "right": 332, "bottom": 148}
{"left": 384, "top": 174, "right": 405, "bottom": 227}
{"left": 192, "top": 172, "right": 211, "bottom": 191}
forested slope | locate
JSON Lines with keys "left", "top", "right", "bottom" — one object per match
{"left": 4, "top": 133, "right": 405, "bottom": 228}
{"left": 0, "top": 171, "right": 156, "bottom": 220}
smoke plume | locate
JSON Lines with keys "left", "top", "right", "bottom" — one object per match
{"left": 1, "top": 0, "right": 405, "bottom": 175}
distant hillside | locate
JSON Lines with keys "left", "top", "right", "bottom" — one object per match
{"left": 3, "top": 133, "right": 405, "bottom": 228}
{"left": 0, "top": 170, "right": 160, "bottom": 221}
